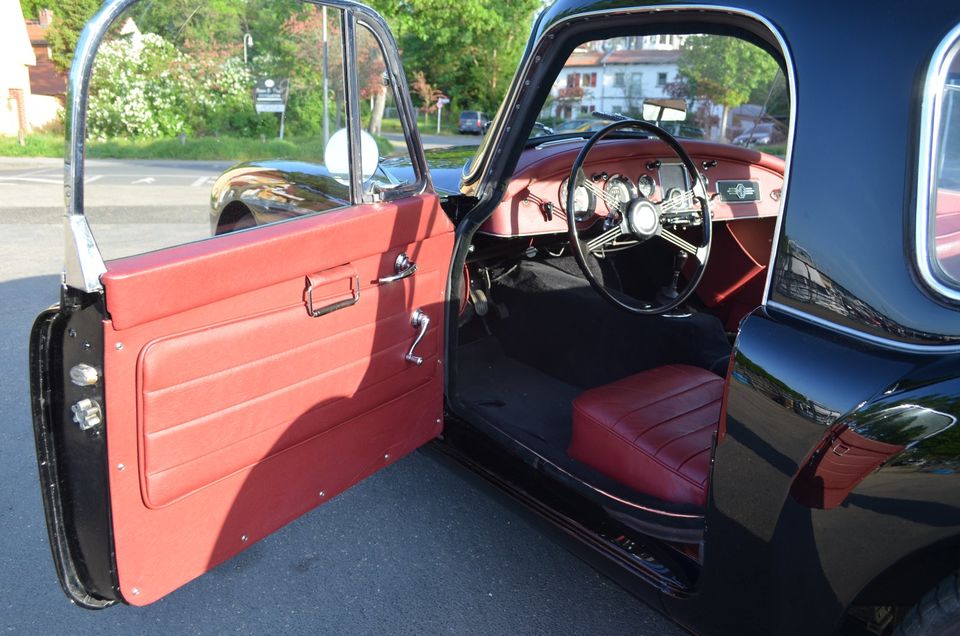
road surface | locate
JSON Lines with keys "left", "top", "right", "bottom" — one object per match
{"left": 0, "top": 157, "right": 681, "bottom": 634}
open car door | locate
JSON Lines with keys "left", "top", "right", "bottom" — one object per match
{"left": 30, "top": 0, "right": 452, "bottom": 607}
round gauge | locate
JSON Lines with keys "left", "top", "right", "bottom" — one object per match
{"left": 603, "top": 175, "right": 637, "bottom": 214}
{"left": 636, "top": 174, "right": 656, "bottom": 198}
{"left": 559, "top": 178, "right": 597, "bottom": 222}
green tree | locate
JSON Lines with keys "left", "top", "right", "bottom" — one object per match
{"left": 677, "top": 36, "right": 778, "bottom": 140}
{"left": 370, "top": 0, "right": 540, "bottom": 113}
{"left": 19, "top": 0, "right": 47, "bottom": 20}
{"left": 48, "top": 0, "right": 100, "bottom": 73}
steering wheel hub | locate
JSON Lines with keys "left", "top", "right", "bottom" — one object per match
{"left": 627, "top": 199, "right": 659, "bottom": 237}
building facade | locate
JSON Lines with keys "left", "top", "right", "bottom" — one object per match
{"left": 548, "top": 35, "right": 685, "bottom": 120}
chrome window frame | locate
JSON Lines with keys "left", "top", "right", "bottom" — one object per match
{"left": 62, "top": 0, "right": 429, "bottom": 293}
{"left": 915, "top": 22, "right": 960, "bottom": 303}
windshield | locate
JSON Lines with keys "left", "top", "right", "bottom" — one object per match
{"left": 528, "top": 34, "right": 789, "bottom": 155}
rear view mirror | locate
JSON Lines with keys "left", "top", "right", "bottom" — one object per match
{"left": 642, "top": 99, "right": 687, "bottom": 122}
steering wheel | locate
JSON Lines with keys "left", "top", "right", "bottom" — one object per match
{"left": 566, "top": 119, "right": 712, "bottom": 314}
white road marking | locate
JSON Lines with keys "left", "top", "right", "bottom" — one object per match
{"left": 190, "top": 176, "right": 214, "bottom": 187}
{"left": 85, "top": 175, "right": 103, "bottom": 184}
{"left": 0, "top": 176, "right": 62, "bottom": 184}
{"left": 131, "top": 177, "right": 156, "bottom": 184}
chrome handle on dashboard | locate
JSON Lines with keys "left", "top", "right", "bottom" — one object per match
{"left": 378, "top": 252, "right": 418, "bottom": 284}
{"left": 405, "top": 309, "right": 430, "bottom": 366}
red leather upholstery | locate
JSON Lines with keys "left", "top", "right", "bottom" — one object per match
{"left": 568, "top": 365, "right": 724, "bottom": 506}
{"left": 101, "top": 193, "right": 454, "bottom": 605}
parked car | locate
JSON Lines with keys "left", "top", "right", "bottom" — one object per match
{"left": 732, "top": 121, "right": 785, "bottom": 146}
{"left": 32, "top": 1, "right": 960, "bottom": 635}
{"left": 483, "top": 119, "right": 555, "bottom": 137}
{"left": 554, "top": 117, "right": 616, "bottom": 133}
{"left": 458, "top": 110, "right": 489, "bottom": 134}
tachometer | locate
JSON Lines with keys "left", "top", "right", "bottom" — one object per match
{"left": 559, "top": 178, "right": 597, "bottom": 222}
{"left": 637, "top": 173, "right": 656, "bottom": 199}
{"left": 603, "top": 175, "right": 637, "bottom": 214}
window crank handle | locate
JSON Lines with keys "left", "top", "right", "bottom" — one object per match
{"left": 405, "top": 309, "right": 430, "bottom": 365}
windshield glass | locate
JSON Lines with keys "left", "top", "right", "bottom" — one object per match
{"left": 532, "top": 34, "right": 789, "bottom": 155}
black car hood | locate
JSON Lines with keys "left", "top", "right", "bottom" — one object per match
{"left": 381, "top": 146, "right": 477, "bottom": 196}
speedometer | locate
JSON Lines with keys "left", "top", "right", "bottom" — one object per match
{"left": 559, "top": 178, "right": 597, "bottom": 222}
{"left": 603, "top": 175, "right": 637, "bottom": 214}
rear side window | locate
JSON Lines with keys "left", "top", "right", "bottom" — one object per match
{"left": 919, "top": 25, "right": 960, "bottom": 297}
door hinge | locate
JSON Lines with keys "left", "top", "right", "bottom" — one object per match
{"left": 71, "top": 398, "right": 103, "bottom": 431}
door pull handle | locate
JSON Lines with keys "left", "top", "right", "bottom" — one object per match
{"left": 405, "top": 309, "right": 430, "bottom": 365}
{"left": 379, "top": 252, "right": 417, "bottom": 284}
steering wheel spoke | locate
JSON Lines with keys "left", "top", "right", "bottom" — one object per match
{"left": 658, "top": 228, "right": 705, "bottom": 263}
{"left": 585, "top": 225, "right": 623, "bottom": 252}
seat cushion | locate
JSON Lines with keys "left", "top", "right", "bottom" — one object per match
{"left": 568, "top": 365, "right": 724, "bottom": 507}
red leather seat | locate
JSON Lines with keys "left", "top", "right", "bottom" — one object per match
{"left": 568, "top": 365, "right": 724, "bottom": 507}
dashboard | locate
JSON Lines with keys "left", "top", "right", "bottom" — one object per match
{"left": 479, "top": 137, "right": 786, "bottom": 238}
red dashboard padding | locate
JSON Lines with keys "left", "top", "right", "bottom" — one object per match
{"left": 568, "top": 365, "right": 724, "bottom": 507}
{"left": 688, "top": 217, "right": 776, "bottom": 330}
{"left": 101, "top": 193, "right": 454, "bottom": 605}
{"left": 480, "top": 138, "right": 785, "bottom": 237}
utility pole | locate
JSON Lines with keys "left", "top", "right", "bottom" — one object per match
{"left": 322, "top": 6, "right": 329, "bottom": 146}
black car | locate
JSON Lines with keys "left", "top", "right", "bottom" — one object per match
{"left": 31, "top": 1, "right": 960, "bottom": 635}
{"left": 458, "top": 110, "right": 489, "bottom": 134}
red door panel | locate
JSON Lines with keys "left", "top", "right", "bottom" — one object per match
{"left": 99, "top": 193, "right": 453, "bottom": 605}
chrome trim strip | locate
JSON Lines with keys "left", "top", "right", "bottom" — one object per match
{"left": 767, "top": 300, "right": 960, "bottom": 354}
{"left": 914, "top": 22, "right": 960, "bottom": 302}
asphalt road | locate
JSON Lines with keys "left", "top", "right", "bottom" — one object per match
{"left": 0, "top": 159, "right": 681, "bottom": 634}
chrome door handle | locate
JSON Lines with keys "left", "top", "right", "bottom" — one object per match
{"left": 378, "top": 252, "right": 417, "bottom": 284}
{"left": 405, "top": 309, "right": 430, "bottom": 365}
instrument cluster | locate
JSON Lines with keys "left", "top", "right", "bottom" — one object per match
{"left": 557, "top": 170, "right": 669, "bottom": 222}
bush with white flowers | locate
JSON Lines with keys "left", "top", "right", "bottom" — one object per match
{"left": 88, "top": 32, "right": 267, "bottom": 139}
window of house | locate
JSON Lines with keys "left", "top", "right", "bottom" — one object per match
{"left": 567, "top": 73, "right": 581, "bottom": 88}
{"left": 918, "top": 26, "right": 960, "bottom": 296}
{"left": 657, "top": 72, "right": 668, "bottom": 87}
{"left": 614, "top": 72, "right": 625, "bottom": 87}
{"left": 586, "top": 73, "right": 598, "bottom": 87}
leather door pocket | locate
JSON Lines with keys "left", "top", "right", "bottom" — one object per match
{"left": 305, "top": 264, "right": 360, "bottom": 317}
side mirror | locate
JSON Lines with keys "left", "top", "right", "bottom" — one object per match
{"left": 324, "top": 127, "right": 380, "bottom": 184}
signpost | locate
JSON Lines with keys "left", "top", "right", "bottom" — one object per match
{"left": 436, "top": 96, "right": 450, "bottom": 134}
{"left": 255, "top": 78, "right": 290, "bottom": 139}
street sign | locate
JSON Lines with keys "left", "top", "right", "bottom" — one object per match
{"left": 255, "top": 78, "right": 288, "bottom": 114}
{"left": 436, "top": 95, "right": 450, "bottom": 133}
